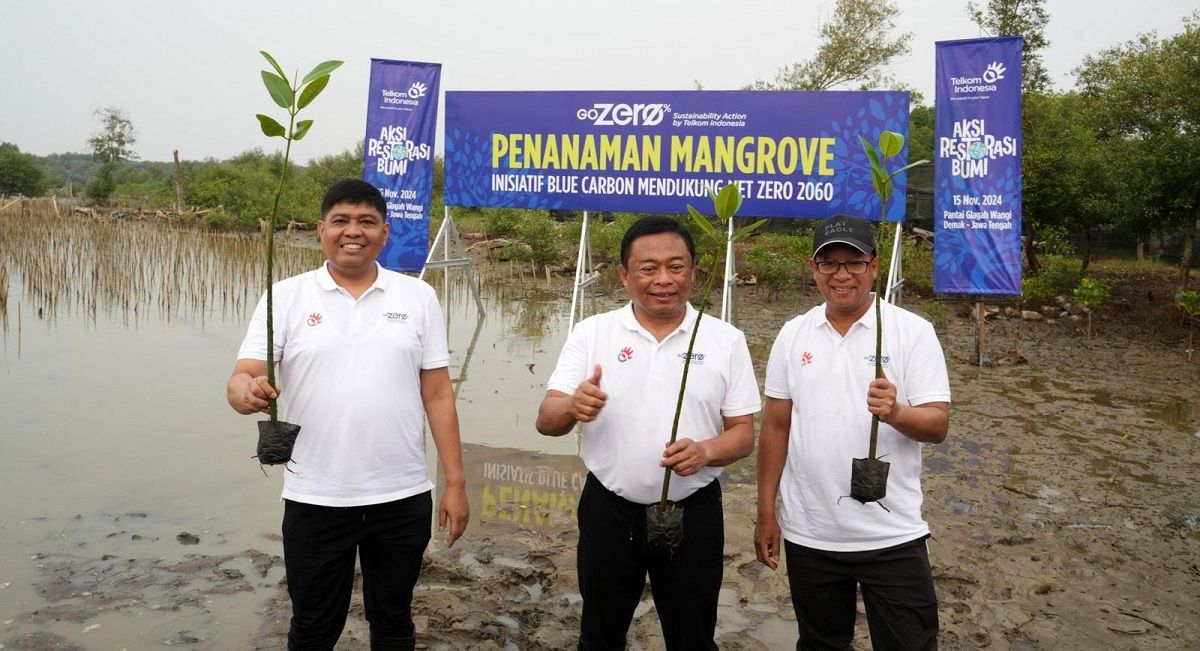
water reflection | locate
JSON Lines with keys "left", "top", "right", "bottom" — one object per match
{"left": 0, "top": 209, "right": 610, "bottom": 645}
{"left": 0, "top": 203, "right": 325, "bottom": 333}
{"left": 448, "top": 443, "right": 587, "bottom": 532}
{"left": 0, "top": 208, "right": 609, "bottom": 525}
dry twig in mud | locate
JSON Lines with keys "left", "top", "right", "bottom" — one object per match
{"left": 1001, "top": 484, "right": 1041, "bottom": 500}
{"left": 1116, "top": 609, "right": 1169, "bottom": 631}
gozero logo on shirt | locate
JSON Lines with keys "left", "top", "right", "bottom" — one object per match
{"left": 383, "top": 312, "right": 409, "bottom": 323}
{"left": 677, "top": 352, "right": 706, "bottom": 365}
{"left": 864, "top": 354, "right": 891, "bottom": 366}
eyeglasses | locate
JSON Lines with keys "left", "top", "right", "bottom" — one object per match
{"left": 814, "top": 259, "right": 871, "bottom": 275}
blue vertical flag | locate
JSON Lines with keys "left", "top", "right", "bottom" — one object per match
{"left": 933, "top": 37, "right": 1023, "bottom": 295}
{"left": 362, "top": 59, "right": 440, "bottom": 272}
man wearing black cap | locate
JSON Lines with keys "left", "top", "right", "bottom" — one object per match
{"left": 754, "top": 214, "right": 951, "bottom": 649}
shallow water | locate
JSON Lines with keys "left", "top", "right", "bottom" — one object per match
{"left": 0, "top": 213, "right": 596, "bottom": 647}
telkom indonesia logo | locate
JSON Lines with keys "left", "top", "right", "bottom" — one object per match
{"left": 577, "top": 102, "right": 671, "bottom": 127}
{"left": 407, "top": 81, "right": 428, "bottom": 99}
{"left": 617, "top": 346, "right": 634, "bottom": 362}
{"left": 982, "top": 61, "right": 1006, "bottom": 83}
{"left": 307, "top": 313, "right": 323, "bottom": 327}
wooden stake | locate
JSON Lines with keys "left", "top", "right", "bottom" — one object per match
{"left": 977, "top": 299, "right": 986, "bottom": 367}
{"left": 173, "top": 149, "right": 185, "bottom": 213}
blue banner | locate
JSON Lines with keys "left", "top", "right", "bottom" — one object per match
{"left": 363, "top": 59, "right": 440, "bottom": 272}
{"left": 445, "top": 91, "right": 911, "bottom": 220}
{"left": 933, "top": 37, "right": 1023, "bottom": 295}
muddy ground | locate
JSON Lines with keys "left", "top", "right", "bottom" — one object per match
{"left": 6, "top": 261, "right": 1199, "bottom": 650}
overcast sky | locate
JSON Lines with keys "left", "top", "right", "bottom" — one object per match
{"left": 0, "top": 1, "right": 1194, "bottom": 163}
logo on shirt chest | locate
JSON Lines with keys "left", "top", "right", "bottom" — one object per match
{"left": 383, "top": 312, "right": 409, "bottom": 324}
{"left": 307, "top": 313, "right": 323, "bottom": 326}
{"left": 800, "top": 351, "right": 813, "bottom": 366}
{"left": 863, "top": 353, "right": 891, "bottom": 367}
{"left": 677, "top": 352, "right": 706, "bottom": 365}
{"left": 617, "top": 346, "right": 634, "bottom": 362}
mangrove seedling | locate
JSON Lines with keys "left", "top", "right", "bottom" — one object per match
{"left": 1072, "top": 276, "right": 1110, "bottom": 339}
{"left": 253, "top": 51, "right": 342, "bottom": 466}
{"left": 850, "top": 131, "right": 928, "bottom": 505}
{"left": 1177, "top": 290, "right": 1200, "bottom": 361}
{"left": 646, "top": 183, "right": 766, "bottom": 554}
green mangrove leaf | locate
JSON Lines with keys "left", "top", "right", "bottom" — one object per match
{"left": 292, "top": 119, "right": 314, "bottom": 141}
{"left": 713, "top": 182, "right": 742, "bottom": 221}
{"left": 297, "top": 75, "right": 330, "bottom": 110}
{"left": 259, "top": 51, "right": 288, "bottom": 83}
{"left": 1180, "top": 290, "right": 1200, "bottom": 318}
{"left": 870, "top": 166, "right": 890, "bottom": 203}
{"left": 733, "top": 219, "right": 768, "bottom": 241}
{"left": 686, "top": 204, "right": 717, "bottom": 240}
{"left": 261, "top": 70, "right": 294, "bottom": 110}
{"left": 859, "top": 135, "right": 882, "bottom": 174}
{"left": 256, "top": 113, "right": 287, "bottom": 138}
{"left": 879, "top": 130, "right": 904, "bottom": 159}
{"left": 888, "top": 159, "right": 932, "bottom": 181}
{"left": 301, "top": 60, "right": 344, "bottom": 87}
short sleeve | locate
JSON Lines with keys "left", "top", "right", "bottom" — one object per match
{"left": 721, "top": 330, "right": 761, "bottom": 416}
{"left": 236, "top": 290, "right": 283, "bottom": 362}
{"left": 420, "top": 287, "right": 451, "bottom": 370}
{"left": 902, "top": 320, "right": 951, "bottom": 406}
{"left": 546, "top": 320, "right": 591, "bottom": 395}
{"left": 763, "top": 320, "right": 796, "bottom": 400}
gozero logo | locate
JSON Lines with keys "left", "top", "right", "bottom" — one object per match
{"left": 576, "top": 103, "right": 670, "bottom": 127}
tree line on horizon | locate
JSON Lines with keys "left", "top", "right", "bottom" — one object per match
{"left": 0, "top": 0, "right": 1196, "bottom": 279}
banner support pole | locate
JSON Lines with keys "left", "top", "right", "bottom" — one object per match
{"left": 421, "top": 206, "right": 484, "bottom": 314}
{"left": 884, "top": 221, "right": 905, "bottom": 305}
{"left": 568, "top": 211, "right": 600, "bottom": 333}
{"left": 719, "top": 216, "right": 735, "bottom": 323}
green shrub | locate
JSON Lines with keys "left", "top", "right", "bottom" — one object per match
{"left": 899, "top": 234, "right": 935, "bottom": 296}
{"left": 483, "top": 208, "right": 522, "bottom": 238}
{"left": 589, "top": 213, "right": 639, "bottom": 265}
{"left": 1022, "top": 254, "right": 1082, "bottom": 306}
{"left": 741, "top": 231, "right": 811, "bottom": 300}
{"left": 1073, "top": 276, "right": 1111, "bottom": 338}
{"left": 515, "top": 213, "right": 560, "bottom": 269}
{"left": 1038, "top": 224, "right": 1076, "bottom": 256}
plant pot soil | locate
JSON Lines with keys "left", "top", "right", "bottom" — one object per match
{"left": 646, "top": 502, "right": 684, "bottom": 558}
{"left": 256, "top": 420, "right": 301, "bottom": 466}
{"left": 850, "top": 457, "right": 890, "bottom": 504}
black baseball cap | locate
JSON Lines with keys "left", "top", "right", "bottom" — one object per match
{"left": 812, "top": 214, "right": 876, "bottom": 257}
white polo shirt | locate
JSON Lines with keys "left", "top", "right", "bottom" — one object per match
{"left": 764, "top": 300, "right": 950, "bottom": 552}
{"left": 547, "top": 302, "right": 761, "bottom": 505}
{"left": 237, "top": 262, "right": 449, "bottom": 507}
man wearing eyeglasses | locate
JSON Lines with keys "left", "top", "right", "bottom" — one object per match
{"left": 754, "top": 214, "right": 951, "bottom": 650}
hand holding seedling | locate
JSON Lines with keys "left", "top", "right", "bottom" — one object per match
{"left": 570, "top": 364, "right": 607, "bottom": 422}
{"left": 244, "top": 376, "right": 280, "bottom": 415}
{"left": 228, "top": 360, "right": 280, "bottom": 416}
{"left": 866, "top": 377, "right": 898, "bottom": 424}
{"left": 661, "top": 438, "right": 710, "bottom": 477}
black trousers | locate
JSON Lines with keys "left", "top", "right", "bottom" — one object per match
{"left": 282, "top": 493, "right": 432, "bottom": 651}
{"left": 576, "top": 473, "right": 723, "bottom": 651}
{"left": 784, "top": 536, "right": 938, "bottom": 651}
